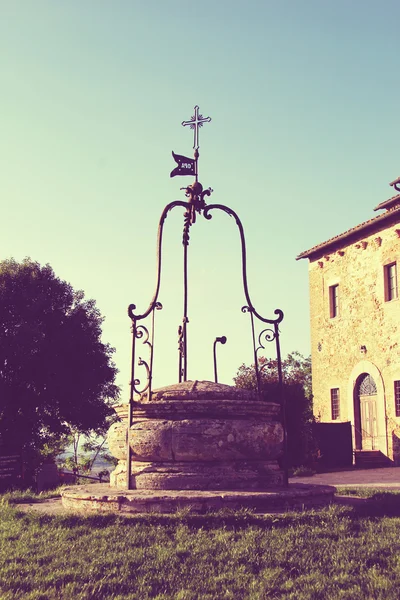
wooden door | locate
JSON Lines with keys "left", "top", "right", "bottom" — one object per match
{"left": 360, "top": 394, "right": 377, "bottom": 450}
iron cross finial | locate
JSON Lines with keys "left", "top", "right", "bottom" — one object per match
{"left": 182, "top": 105, "right": 211, "bottom": 150}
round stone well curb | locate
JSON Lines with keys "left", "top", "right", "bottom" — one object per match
{"left": 61, "top": 483, "right": 336, "bottom": 514}
{"left": 108, "top": 380, "right": 285, "bottom": 491}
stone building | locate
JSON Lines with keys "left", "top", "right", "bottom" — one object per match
{"left": 297, "top": 177, "right": 400, "bottom": 466}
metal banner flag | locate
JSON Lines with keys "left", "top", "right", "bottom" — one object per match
{"left": 170, "top": 151, "right": 196, "bottom": 178}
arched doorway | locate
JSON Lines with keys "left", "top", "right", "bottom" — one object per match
{"left": 354, "top": 373, "right": 378, "bottom": 450}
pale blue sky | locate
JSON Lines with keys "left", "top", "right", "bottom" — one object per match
{"left": 2, "top": 1, "right": 400, "bottom": 394}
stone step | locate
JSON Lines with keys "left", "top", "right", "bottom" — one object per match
{"left": 354, "top": 450, "right": 392, "bottom": 468}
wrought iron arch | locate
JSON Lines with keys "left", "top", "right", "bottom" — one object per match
{"left": 126, "top": 105, "right": 287, "bottom": 489}
{"left": 357, "top": 373, "right": 377, "bottom": 396}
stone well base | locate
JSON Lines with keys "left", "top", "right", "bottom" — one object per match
{"left": 61, "top": 483, "right": 336, "bottom": 514}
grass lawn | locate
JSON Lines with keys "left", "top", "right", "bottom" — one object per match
{"left": 1, "top": 489, "right": 400, "bottom": 599}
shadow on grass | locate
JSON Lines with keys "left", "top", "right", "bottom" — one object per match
{"left": 351, "top": 492, "right": 400, "bottom": 517}
{"left": 7, "top": 502, "right": 342, "bottom": 531}
{"left": 8, "top": 504, "right": 396, "bottom": 532}
{"left": 6, "top": 489, "right": 400, "bottom": 532}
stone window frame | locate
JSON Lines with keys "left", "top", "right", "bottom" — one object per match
{"left": 330, "top": 388, "right": 340, "bottom": 420}
{"left": 384, "top": 261, "right": 398, "bottom": 302}
{"left": 395, "top": 381, "right": 400, "bottom": 418}
{"left": 329, "top": 284, "right": 339, "bottom": 318}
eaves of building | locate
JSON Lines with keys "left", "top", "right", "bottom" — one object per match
{"left": 296, "top": 202, "right": 400, "bottom": 262}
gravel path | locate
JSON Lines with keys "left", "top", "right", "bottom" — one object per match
{"left": 291, "top": 466, "right": 400, "bottom": 488}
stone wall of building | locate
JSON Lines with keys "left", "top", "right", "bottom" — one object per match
{"left": 308, "top": 221, "right": 400, "bottom": 461}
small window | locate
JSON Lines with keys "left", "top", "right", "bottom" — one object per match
{"left": 329, "top": 284, "right": 339, "bottom": 318}
{"left": 385, "top": 263, "right": 398, "bottom": 301}
{"left": 395, "top": 381, "right": 400, "bottom": 417}
{"left": 331, "top": 388, "right": 340, "bottom": 420}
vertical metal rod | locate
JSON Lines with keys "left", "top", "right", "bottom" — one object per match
{"left": 194, "top": 149, "right": 199, "bottom": 184}
{"left": 149, "top": 307, "right": 156, "bottom": 401}
{"left": 249, "top": 311, "right": 261, "bottom": 395}
{"left": 275, "top": 323, "right": 288, "bottom": 487}
{"left": 213, "top": 339, "right": 218, "bottom": 383}
{"left": 178, "top": 326, "right": 183, "bottom": 383}
{"left": 127, "top": 318, "right": 137, "bottom": 490}
{"left": 213, "top": 336, "right": 227, "bottom": 383}
{"left": 182, "top": 237, "right": 189, "bottom": 381}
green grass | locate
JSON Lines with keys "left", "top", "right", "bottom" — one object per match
{"left": 1, "top": 486, "right": 65, "bottom": 504}
{"left": 290, "top": 466, "right": 316, "bottom": 477}
{"left": 337, "top": 486, "right": 400, "bottom": 498}
{"left": 2, "top": 491, "right": 400, "bottom": 599}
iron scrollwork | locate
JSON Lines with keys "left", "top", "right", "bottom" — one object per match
{"left": 256, "top": 328, "right": 279, "bottom": 380}
{"left": 126, "top": 106, "right": 287, "bottom": 489}
{"left": 132, "top": 325, "right": 150, "bottom": 395}
{"left": 130, "top": 303, "right": 163, "bottom": 396}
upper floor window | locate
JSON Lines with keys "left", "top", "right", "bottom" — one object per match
{"left": 329, "top": 284, "right": 339, "bottom": 318}
{"left": 385, "top": 262, "right": 398, "bottom": 302}
{"left": 395, "top": 381, "right": 400, "bottom": 417}
{"left": 331, "top": 388, "right": 340, "bottom": 420}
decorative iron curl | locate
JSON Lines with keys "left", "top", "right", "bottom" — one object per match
{"left": 259, "top": 360, "right": 276, "bottom": 375}
{"left": 201, "top": 187, "right": 213, "bottom": 204}
{"left": 177, "top": 325, "right": 184, "bottom": 381}
{"left": 183, "top": 209, "right": 192, "bottom": 246}
{"left": 178, "top": 325, "right": 184, "bottom": 354}
{"left": 130, "top": 323, "right": 153, "bottom": 395}
{"left": 181, "top": 182, "right": 213, "bottom": 213}
{"left": 256, "top": 328, "right": 278, "bottom": 375}
{"left": 257, "top": 327, "right": 277, "bottom": 351}
{"left": 132, "top": 357, "right": 150, "bottom": 395}
{"left": 128, "top": 303, "right": 136, "bottom": 320}
{"left": 135, "top": 324, "right": 150, "bottom": 344}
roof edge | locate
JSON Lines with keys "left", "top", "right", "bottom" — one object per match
{"left": 296, "top": 207, "right": 400, "bottom": 261}
{"left": 373, "top": 193, "right": 400, "bottom": 212}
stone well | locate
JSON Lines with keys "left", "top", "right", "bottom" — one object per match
{"left": 61, "top": 380, "right": 336, "bottom": 513}
{"left": 108, "top": 380, "right": 284, "bottom": 490}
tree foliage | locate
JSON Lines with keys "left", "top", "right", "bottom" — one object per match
{"left": 59, "top": 430, "right": 117, "bottom": 480}
{"left": 234, "top": 351, "right": 316, "bottom": 468}
{"left": 234, "top": 351, "right": 312, "bottom": 399}
{"left": 0, "top": 258, "right": 119, "bottom": 462}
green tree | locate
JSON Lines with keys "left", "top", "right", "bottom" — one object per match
{"left": 59, "top": 429, "right": 117, "bottom": 481}
{"left": 234, "top": 351, "right": 316, "bottom": 468}
{"left": 0, "top": 258, "right": 119, "bottom": 476}
{"left": 234, "top": 351, "right": 312, "bottom": 399}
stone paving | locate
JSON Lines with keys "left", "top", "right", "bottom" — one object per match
{"left": 291, "top": 466, "right": 400, "bottom": 488}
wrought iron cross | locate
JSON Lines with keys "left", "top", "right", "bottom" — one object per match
{"left": 182, "top": 105, "right": 211, "bottom": 150}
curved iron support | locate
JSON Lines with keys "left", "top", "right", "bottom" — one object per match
{"left": 213, "top": 336, "right": 227, "bottom": 383}
{"left": 204, "top": 204, "right": 283, "bottom": 327}
{"left": 126, "top": 199, "right": 199, "bottom": 489}
{"left": 128, "top": 200, "right": 189, "bottom": 322}
{"left": 203, "top": 203, "right": 286, "bottom": 485}
{"left": 126, "top": 190, "right": 287, "bottom": 487}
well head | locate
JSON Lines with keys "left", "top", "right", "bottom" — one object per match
{"left": 108, "top": 380, "right": 284, "bottom": 491}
